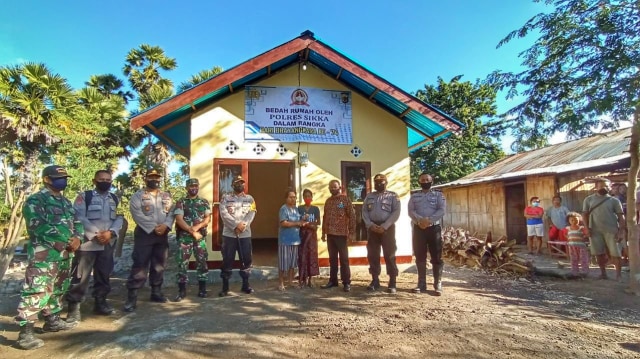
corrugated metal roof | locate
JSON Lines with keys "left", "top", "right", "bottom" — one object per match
{"left": 439, "top": 128, "right": 631, "bottom": 188}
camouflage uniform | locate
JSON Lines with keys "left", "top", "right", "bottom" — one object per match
{"left": 16, "top": 188, "right": 83, "bottom": 325}
{"left": 174, "top": 196, "right": 211, "bottom": 284}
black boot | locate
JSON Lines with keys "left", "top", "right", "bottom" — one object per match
{"left": 366, "top": 276, "right": 381, "bottom": 291}
{"left": 16, "top": 323, "right": 44, "bottom": 350}
{"left": 66, "top": 301, "right": 81, "bottom": 323}
{"left": 123, "top": 289, "right": 137, "bottom": 312}
{"left": 386, "top": 276, "right": 397, "bottom": 294}
{"left": 94, "top": 296, "right": 114, "bottom": 315}
{"left": 413, "top": 263, "right": 427, "bottom": 294}
{"left": 241, "top": 279, "right": 254, "bottom": 294}
{"left": 433, "top": 264, "right": 443, "bottom": 296}
{"left": 150, "top": 286, "right": 168, "bottom": 303}
{"left": 197, "top": 281, "right": 207, "bottom": 298}
{"left": 43, "top": 313, "right": 77, "bottom": 332}
{"left": 219, "top": 278, "right": 229, "bottom": 297}
{"left": 174, "top": 283, "right": 187, "bottom": 302}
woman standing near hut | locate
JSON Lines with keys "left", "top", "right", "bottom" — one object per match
{"left": 298, "top": 189, "right": 321, "bottom": 287}
{"left": 524, "top": 196, "right": 544, "bottom": 254}
{"left": 278, "top": 189, "right": 306, "bottom": 291}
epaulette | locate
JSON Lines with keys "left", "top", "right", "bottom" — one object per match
{"left": 410, "top": 190, "right": 422, "bottom": 195}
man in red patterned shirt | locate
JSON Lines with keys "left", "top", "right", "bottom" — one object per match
{"left": 321, "top": 180, "right": 356, "bottom": 292}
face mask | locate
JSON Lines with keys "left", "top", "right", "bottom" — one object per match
{"left": 233, "top": 184, "right": 245, "bottom": 193}
{"left": 597, "top": 188, "right": 608, "bottom": 196}
{"left": 146, "top": 180, "right": 160, "bottom": 189}
{"left": 532, "top": 202, "right": 539, "bottom": 207}
{"left": 188, "top": 189, "right": 199, "bottom": 196}
{"left": 329, "top": 189, "right": 340, "bottom": 196}
{"left": 50, "top": 177, "right": 68, "bottom": 191}
{"left": 374, "top": 183, "right": 386, "bottom": 192}
{"left": 304, "top": 198, "right": 312, "bottom": 205}
{"left": 95, "top": 181, "right": 112, "bottom": 192}
{"left": 420, "top": 182, "right": 432, "bottom": 190}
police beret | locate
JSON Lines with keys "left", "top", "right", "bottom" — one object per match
{"left": 186, "top": 178, "right": 199, "bottom": 186}
{"left": 373, "top": 173, "right": 387, "bottom": 182}
{"left": 145, "top": 168, "right": 162, "bottom": 177}
{"left": 42, "top": 165, "right": 71, "bottom": 178}
{"left": 232, "top": 175, "right": 245, "bottom": 184}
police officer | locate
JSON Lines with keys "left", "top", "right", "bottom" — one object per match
{"left": 173, "top": 178, "right": 211, "bottom": 301}
{"left": 219, "top": 175, "right": 257, "bottom": 296}
{"left": 124, "top": 168, "right": 175, "bottom": 312}
{"left": 408, "top": 173, "right": 446, "bottom": 295}
{"left": 16, "top": 165, "right": 82, "bottom": 350}
{"left": 66, "top": 170, "right": 123, "bottom": 323}
{"left": 362, "top": 174, "right": 401, "bottom": 293}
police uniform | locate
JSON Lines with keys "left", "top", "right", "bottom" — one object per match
{"left": 219, "top": 175, "right": 256, "bottom": 295}
{"left": 125, "top": 169, "right": 175, "bottom": 311}
{"left": 362, "top": 174, "right": 401, "bottom": 292}
{"left": 408, "top": 187, "right": 446, "bottom": 294}
{"left": 173, "top": 178, "right": 211, "bottom": 300}
{"left": 16, "top": 165, "right": 82, "bottom": 350}
{"left": 66, "top": 187, "right": 123, "bottom": 318}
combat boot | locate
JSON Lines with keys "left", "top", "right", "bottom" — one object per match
{"left": 241, "top": 278, "right": 255, "bottom": 294}
{"left": 66, "top": 301, "right": 81, "bottom": 323}
{"left": 386, "top": 276, "right": 397, "bottom": 294}
{"left": 43, "top": 313, "right": 77, "bottom": 332}
{"left": 123, "top": 289, "right": 137, "bottom": 312}
{"left": 433, "top": 264, "right": 443, "bottom": 296}
{"left": 412, "top": 263, "right": 427, "bottom": 294}
{"left": 174, "top": 283, "right": 187, "bottom": 302}
{"left": 16, "top": 323, "right": 44, "bottom": 350}
{"left": 219, "top": 278, "right": 229, "bottom": 297}
{"left": 366, "top": 276, "right": 381, "bottom": 291}
{"left": 150, "top": 286, "right": 168, "bottom": 303}
{"left": 94, "top": 296, "right": 114, "bottom": 315}
{"left": 197, "top": 281, "right": 207, "bottom": 298}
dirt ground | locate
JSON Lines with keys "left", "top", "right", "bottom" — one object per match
{"left": 0, "top": 250, "right": 639, "bottom": 358}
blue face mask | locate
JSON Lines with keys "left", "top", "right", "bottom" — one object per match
{"left": 50, "top": 177, "right": 68, "bottom": 191}
{"left": 532, "top": 202, "right": 539, "bottom": 207}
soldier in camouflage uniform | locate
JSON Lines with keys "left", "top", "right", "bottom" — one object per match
{"left": 15, "top": 165, "right": 83, "bottom": 350}
{"left": 173, "top": 178, "right": 211, "bottom": 301}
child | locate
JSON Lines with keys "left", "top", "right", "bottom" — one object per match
{"left": 565, "top": 212, "right": 590, "bottom": 277}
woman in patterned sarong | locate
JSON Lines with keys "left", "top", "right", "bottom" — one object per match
{"left": 298, "top": 189, "right": 321, "bottom": 287}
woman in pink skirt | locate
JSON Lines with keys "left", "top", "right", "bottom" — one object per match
{"left": 298, "top": 189, "right": 321, "bottom": 287}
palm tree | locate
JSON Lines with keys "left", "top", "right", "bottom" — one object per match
{"left": 0, "top": 62, "right": 77, "bottom": 281}
{"left": 123, "top": 44, "right": 177, "bottom": 99}
{"left": 85, "top": 74, "right": 135, "bottom": 104}
{"left": 177, "top": 66, "right": 224, "bottom": 93}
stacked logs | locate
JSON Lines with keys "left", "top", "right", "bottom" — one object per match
{"left": 441, "top": 227, "right": 533, "bottom": 275}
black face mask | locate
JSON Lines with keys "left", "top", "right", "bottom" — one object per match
{"left": 95, "top": 181, "right": 112, "bottom": 192}
{"left": 329, "top": 189, "right": 340, "bottom": 196}
{"left": 420, "top": 182, "right": 432, "bottom": 190}
{"left": 597, "top": 188, "right": 609, "bottom": 196}
{"left": 50, "top": 177, "right": 68, "bottom": 191}
{"left": 233, "top": 184, "right": 245, "bottom": 193}
{"left": 188, "top": 189, "right": 199, "bottom": 196}
{"left": 146, "top": 180, "right": 160, "bottom": 189}
{"left": 374, "top": 183, "right": 386, "bottom": 192}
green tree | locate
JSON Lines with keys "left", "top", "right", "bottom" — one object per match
{"left": 123, "top": 44, "right": 177, "bottom": 110}
{"left": 410, "top": 75, "right": 505, "bottom": 185}
{"left": 177, "top": 66, "right": 223, "bottom": 93}
{"left": 494, "top": 0, "right": 640, "bottom": 294}
{"left": 85, "top": 74, "right": 135, "bottom": 104}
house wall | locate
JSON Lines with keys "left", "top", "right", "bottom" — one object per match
{"left": 442, "top": 182, "right": 505, "bottom": 238}
{"left": 189, "top": 64, "right": 414, "bottom": 262}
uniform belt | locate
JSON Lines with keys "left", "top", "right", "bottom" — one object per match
{"left": 414, "top": 221, "right": 440, "bottom": 227}
{"left": 372, "top": 220, "right": 385, "bottom": 225}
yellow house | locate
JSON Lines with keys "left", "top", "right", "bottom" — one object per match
{"left": 130, "top": 30, "right": 462, "bottom": 268}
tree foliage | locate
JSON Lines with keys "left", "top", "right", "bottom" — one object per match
{"left": 494, "top": 0, "right": 640, "bottom": 294}
{"left": 410, "top": 76, "right": 505, "bottom": 185}
{"left": 177, "top": 66, "right": 224, "bottom": 93}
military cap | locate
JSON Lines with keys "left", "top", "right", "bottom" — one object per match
{"left": 145, "top": 168, "right": 163, "bottom": 177}
{"left": 373, "top": 173, "right": 387, "bottom": 182}
{"left": 186, "top": 178, "right": 199, "bottom": 186}
{"left": 42, "top": 165, "right": 71, "bottom": 178}
{"left": 232, "top": 175, "right": 245, "bottom": 184}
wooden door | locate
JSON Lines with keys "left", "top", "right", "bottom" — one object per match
{"left": 212, "top": 159, "right": 248, "bottom": 250}
{"left": 505, "top": 183, "right": 527, "bottom": 243}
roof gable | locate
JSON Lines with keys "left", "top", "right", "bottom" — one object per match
{"left": 130, "top": 30, "right": 463, "bottom": 156}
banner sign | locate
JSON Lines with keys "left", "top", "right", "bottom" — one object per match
{"left": 244, "top": 86, "right": 352, "bottom": 144}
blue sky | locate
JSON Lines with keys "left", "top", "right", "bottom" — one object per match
{"left": 1, "top": 0, "right": 551, "bottom": 155}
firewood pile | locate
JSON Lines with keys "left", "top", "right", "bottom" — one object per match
{"left": 442, "top": 227, "right": 533, "bottom": 275}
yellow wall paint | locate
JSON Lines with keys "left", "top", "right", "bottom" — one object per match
{"left": 189, "top": 64, "right": 415, "bottom": 261}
